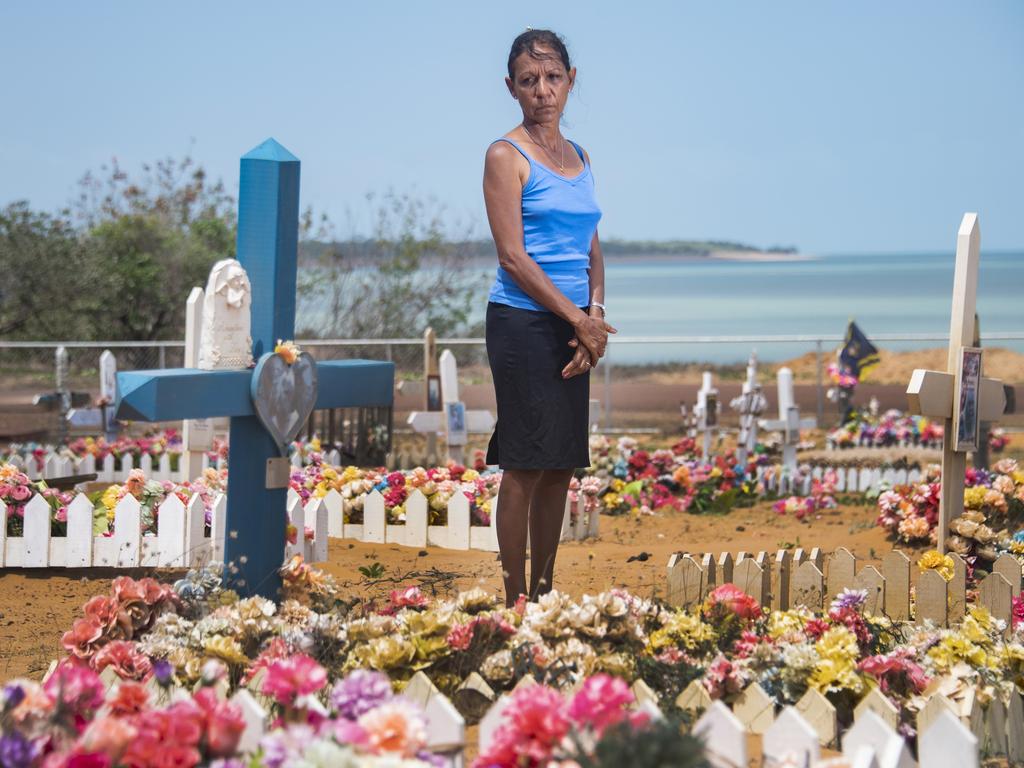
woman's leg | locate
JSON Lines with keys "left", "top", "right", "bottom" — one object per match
{"left": 528, "top": 468, "right": 575, "bottom": 599}
{"left": 496, "top": 468, "right": 542, "bottom": 607}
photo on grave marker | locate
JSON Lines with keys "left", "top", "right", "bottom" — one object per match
{"left": 427, "top": 374, "right": 442, "bottom": 411}
{"left": 446, "top": 401, "right": 467, "bottom": 445}
{"left": 954, "top": 347, "right": 982, "bottom": 451}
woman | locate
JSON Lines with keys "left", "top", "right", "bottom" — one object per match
{"left": 483, "top": 29, "right": 615, "bottom": 606}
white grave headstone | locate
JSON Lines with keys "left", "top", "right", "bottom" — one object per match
{"left": 197, "top": 258, "right": 254, "bottom": 370}
{"left": 182, "top": 286, "right": 215, "bottom": 480}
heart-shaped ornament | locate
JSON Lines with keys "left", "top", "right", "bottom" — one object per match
{"left": 250, "top": 351, "right": 319, "bottom": 455}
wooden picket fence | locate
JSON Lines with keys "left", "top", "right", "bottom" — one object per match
{"left": 42, "top": 661, "right": 1006, "bottom": 768}
{"left": 667, "top": 546, "right": 1023, "bottom": 632}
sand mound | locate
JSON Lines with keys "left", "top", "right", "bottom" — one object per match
{"left": 782, "top": 346, "right": 1024, "bottom": 385}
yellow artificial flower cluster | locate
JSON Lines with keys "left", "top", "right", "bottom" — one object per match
{"left": 810, "top": 626, "right": 864, "bottom": 694}
{"left": 648, "top": 610, "right": 716, "bottom": 653}
{"left": 767, "top": 607, "right": 814, "bottom": 640}
{"left": 917, "top": 550, "right": 954, "bottom": 582}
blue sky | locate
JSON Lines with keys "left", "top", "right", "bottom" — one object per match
{"left": 2, "top": 1, "right": 1022, "bottom": 254}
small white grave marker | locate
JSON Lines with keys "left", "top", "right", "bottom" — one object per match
{"left": 730, "top": 352, "right": 767, "bottom": 466}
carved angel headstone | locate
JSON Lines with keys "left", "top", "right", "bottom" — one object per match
{"left": 197, "top": 258, "right": 254, "bottom": 370}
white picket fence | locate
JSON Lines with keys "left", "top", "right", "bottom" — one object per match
{"left": 307, "top": 485, "right": 598, "bottom": 553}
{"left": 0, "top": 484, "right": 596, "bottom": 569}
{"left": 0, "top": 491, "right": 327, "bottom": 569}
{"left": 72, "top": 667, "right": 990, "bottom": 768}
{"left": 757, "top": 462, "right": 923, "bottom": 497}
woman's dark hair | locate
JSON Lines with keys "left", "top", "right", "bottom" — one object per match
{"left": 507, "top": 29, "right": 571, "bottom": 79}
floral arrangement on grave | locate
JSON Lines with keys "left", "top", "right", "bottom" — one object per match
{"left": 8, "top": 556, "right": 1024, "bottom": 765}
{"left": 1, "top": 463, "right": 77, "bottom": 537}
{"left": 773, "top": 469, "right": 839, "bottom": 521}
{"left": 877, "top": 458, "right": 1024, "bottom": 565}
{"left": 827, "top": 408, "right": 943, "bottom": 450}
{"left": 273, "top": 339, "right": 302, "bottom": 365}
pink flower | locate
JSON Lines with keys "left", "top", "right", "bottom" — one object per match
{"left": 262, "top": 654, "right": 327, "bottom": 706}
{"left": 706, "top": 583, "right": 762, "bottom": 621}
{"left": 357, "top": 700, "right": 427, "bottom": 757}
{"left": 43, "top": 662, "right": 105, "bottom": 720}
{"left": 1012, "top": 593, "right": 1024, "bottom": 630}
{"left": 568, "top": 674, "right": 633, "bottom": 736}
{"left": 389, "top": 585, "right": 428, "bottom": 610}
{"left": 92, "top": 641, "right": 152, "bottom": 681}
{"left": 11, "top": 484, "right": 31, "bottom": 501}
{"left": 77, "top": 715, "right": 137, "bottom": 760}
{"left": 475, "top": 684, "right": 569, "bottom": 767}
{"left": 193, "top": 688, "right": 246, "bottom": 757}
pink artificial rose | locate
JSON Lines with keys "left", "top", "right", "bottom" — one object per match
{"left": 706, "top": 584, "right": 762, "bottom": 621}
{"left": 92, "top": 640, "right": 152, "bottom": 681}
{"left": 568, "top": 674, "right": 634, "bottom": 736}
{"left": 11, "top": 484, "right": 31, "bottom": 501}
{"left": 77, "top": 715, "right": 137, "bottom": 761}
{"left": 262, "top": 654, "right": 327, "bottom": 705}
{"left": 44, "top": 662, "right": 106, "bottom": 718}
{"left": 193, "top": 688, "right": 246, "bottom": 757}
{"left": 389, "top": 585, "right": 428, "bottom": 610}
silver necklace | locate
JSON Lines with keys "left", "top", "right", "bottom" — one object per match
{"left": 521, "top": 123, "right": 565, "bottom": 171}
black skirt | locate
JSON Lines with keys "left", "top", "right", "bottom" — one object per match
{"left": 485, "top": 302, "right": 590, "bottom": 469}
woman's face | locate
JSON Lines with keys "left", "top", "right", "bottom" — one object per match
{"left": 506, "top": 49, "right": 575, "bottom": 125}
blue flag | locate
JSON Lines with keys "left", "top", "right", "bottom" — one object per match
{"left": 838, "top": 321, "right": 880, "bottom": 379}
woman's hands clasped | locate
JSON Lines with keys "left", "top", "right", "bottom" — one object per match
{"left": 562, "top": 311, "right": 617, "bottom": 379}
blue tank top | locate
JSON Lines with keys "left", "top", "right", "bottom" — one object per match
{"left": 488, "top": 137, "right": 602, "bottom": 312}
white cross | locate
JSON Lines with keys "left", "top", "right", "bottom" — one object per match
{"left": 407, "top": 348, "right": 494, "bottom": 464}
{"left": 694, "top": 371, "right": 718, "bottom": 460}
{"left": 906, "top": 213, "right": 1008, "bottom": 553}
{"left": 731, "top": 352, "right": 767, "bottom": 465}
{"left": 760, "top": 366, "right": 815, "bottom": 475}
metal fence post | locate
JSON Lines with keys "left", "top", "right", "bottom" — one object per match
{"left": 815, "top": 339, "right": 824, "bottom": 425}
{"left": 158, "top": 345, "right": 166, "bottom": 369}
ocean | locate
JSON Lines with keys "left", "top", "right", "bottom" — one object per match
{"left": 600, "top": 251, "right": 1023, "bottom": 364}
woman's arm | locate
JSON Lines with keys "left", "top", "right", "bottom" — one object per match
{"left": 562, "top": 229, "right": 617, "bottom": 378}
{"left": 483, "top": 141, "right": 608, "bottom": 360}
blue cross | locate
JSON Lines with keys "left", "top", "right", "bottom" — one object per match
{"left": 115, "top": 138, "right": 394, "bottom": 598}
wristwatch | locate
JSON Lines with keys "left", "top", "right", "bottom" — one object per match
{"left": 590, "top": 302, "right": 607, "bottom": 316}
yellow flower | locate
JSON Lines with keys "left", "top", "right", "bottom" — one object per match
{"left": 961, "top": 606, "right": 996, "bottom": 645}
{"left": 461, "top": 469, "right": 478, "bottom": 482}
{"left": 928, "top": 635, "right": 987, "bottom": 672}
{"left": 918, "top": 550, "right": 954, "bottom": 582}
{"left": 963, "top": 486, "right": 988, "bottom": 510}
{"left": 273, "top": 339, "right": 301, "bottom": 365}
{"left": 310, "top": 437, "right": 321, "bottom": 452}
{"left": 203, "top": 636, "right": 249, "bottom": 666}
{"left": 810, "top": 626, "right": 864, "bottom": 694}
{"left": 767, "top": 607, "right": 814, "bottom": 639}
{"left": 648, "top": 610, "right": 716, "bottom": 652}
{"left": 610, "top": 479, "right": 624, "bottom": 492}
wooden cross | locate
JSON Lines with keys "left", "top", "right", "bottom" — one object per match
{"left": 906, "top": 213, "right": 1007, "bottom": 553}
{"left": 115, "top": 139, "right": 394, "bottom": 598}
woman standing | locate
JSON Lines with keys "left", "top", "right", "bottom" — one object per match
{"left": 483, "top": 29, "right": 614, "bottom": 606}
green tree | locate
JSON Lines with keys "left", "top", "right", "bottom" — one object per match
{"left": 0, "top": 202, "right": 92, "bottom": 338}
{"left": 297, "top": 191, "right": 488, "bottom": 351}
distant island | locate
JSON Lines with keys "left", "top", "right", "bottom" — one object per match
{"left": 300, "top": 238, "right": 804, "bottom": 266}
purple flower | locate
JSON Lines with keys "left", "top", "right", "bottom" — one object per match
{"left": 153, "top": 659, "right": 174, "bottom": 686}
{"left": 330, "top": 670, "right": 394, "bottom": 720}
{"left": 830, "top": 588, "right": 868, "bottom": 612}
{"left": 2, "top": 684, "right": 25, "bottom": 710}
{"left": 0, "top": 732, "right": 35, "bottom": 768}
